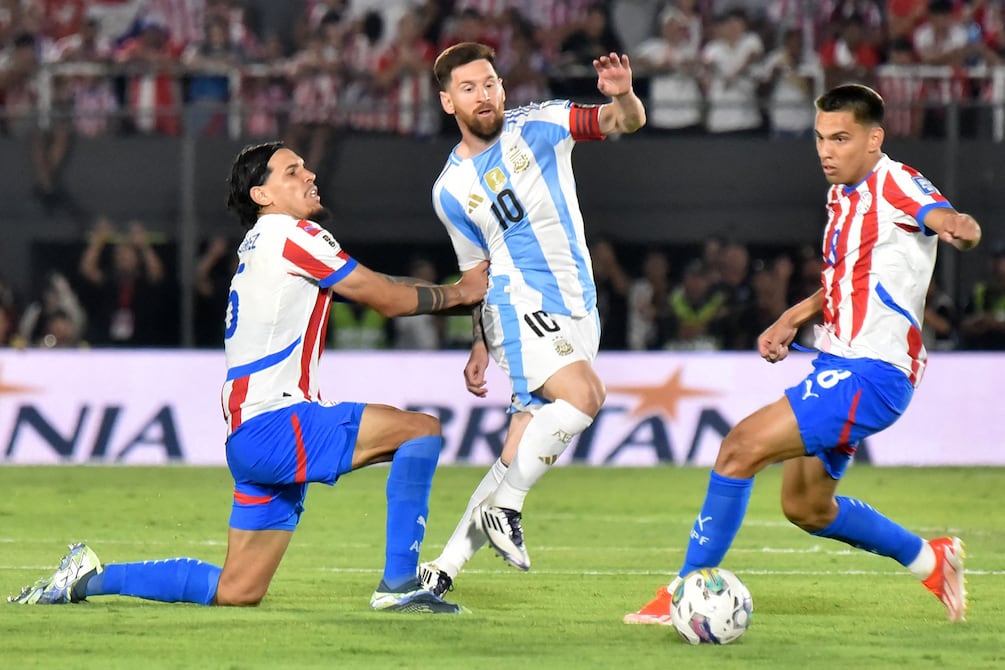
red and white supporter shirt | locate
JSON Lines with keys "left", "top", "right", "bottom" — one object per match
{"left": 221, "top": 214, "right": 357, "bottom": 434}
{"left": 815, "top": 153, "right": 951, "bottom": 387}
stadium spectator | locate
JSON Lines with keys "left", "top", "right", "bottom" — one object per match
{"left": 889, "top": 0, "right": 930, "bottom": 42}
{"left": 625, "top": 83, "right": 981, "bottom": 626}
{"left": 328, "top": 301, "right": 390, "bottom": 349}
{"left": 393, "top": 256, "right": 443, "bottom": 350}
{"left": 0, "top": 304, "right": 13, "bottom": 347}
{"left": 757, "top": 27, "right": 820, "bottom": 139}
{"left": 241, "top": 34, "right": 290, "bottom": 138}
{"left": 959, "top": 242, "right": 1005, "bottom": 349}
{"left": 729, "top": 255, "right": 791, "bottom": 351}
{"left": 494, "top": 14, "right": 551, "bottom": 107}
{"left": 700, "top": 9, "right": 764, "bottom": 135}
{"left": 283, "top": 23, "right": 340, "bottom": 170}
{"left": 877, "top": 36, "right": 926, "bottom": 138}
{"left": 912, "top": 0, "right": 987, "bottom": 137}
{"left": 438, "top": 7, "right": 500, "bottom": 53}
{"left": 591, "top": 238, "right": 631, "bottom": 350}
{"left": 520, "top": 0, "right": 596, "bottom": 64}
{"left": 340, "top": 9, "right": 385, "bottom": 132}
{"left": 16, "top": 271, "right": 87, "bottom": 348}
{"left": 663, "top": 0, "right": 706, "bottom": 55}
{"left": 9, "top": 141, "right": 488, "bottom": 613}
{"left": 665, "top": 258, "right": 725, "bottom": 350}
{"left": 923, "top": 275, "right": 959, "bottom": 350}
{"left": 114, "top": 16, "right": 183, "bottom": 135}
{"left": 0, "top": 31, "right": 72, "bottom": 209}
{"left": 47, "top": 15, "right": 120, "bottom": 139}
{"left": 77, "top": 216, "right": 174, "bottom": 347}
{"left": 819, "top": 13, "right": 882, "bottom": 89}
{"left": 715, "top": 240, "right": 755, "bottom": 349}
{"left": 634, "top": 6, "right": 704, "bottom": 134}
{"left": 556, "top": 2, "right": 624, "bottom": 98}
{"left": 627, "top": 249, "right": 674, "bottom": 350}
{"left": 420, "top": 42, "right": 645, "bottom": 595}
{"left": 192, "top": 234, "right": 236, "bottom": 347}
{"left": 181, "top": 15, "right": 246, "bottom": 136}
{"left": 373, "top": 8, "right": 439, "bottom": 137}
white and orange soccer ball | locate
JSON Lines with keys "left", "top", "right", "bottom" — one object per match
{"left": 670, "top": 568, "right": 753, "bottom": 645}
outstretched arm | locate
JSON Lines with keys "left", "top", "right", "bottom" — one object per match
{"left": 594, "top": 52, "right": 646, "bottom": 135}
{"left": 923, "top": 208, "right": 982, "bottom": 252}
{"left": 332, "top": 261, "right": 488, "bottom": 317}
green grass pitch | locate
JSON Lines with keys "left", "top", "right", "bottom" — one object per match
{"left": 1, "top": 465, "right": 1002, "bottom": 670}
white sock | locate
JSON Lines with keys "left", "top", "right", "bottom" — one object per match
{"left": 491, "top": 399, "right": 594, "bottom": 511}
{"left": 435, "top": 458, "right": 508, "bottom": 578}
{"left": 907, "top": 540, "right": 935, "bottom": 579}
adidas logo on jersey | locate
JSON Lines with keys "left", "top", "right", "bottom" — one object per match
{"left": 467, "top": 193, "right": 484, "bottom": 214}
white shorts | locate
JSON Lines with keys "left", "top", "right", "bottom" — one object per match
{"left": 481, "top": 303, "right": 600, "bottom": 412}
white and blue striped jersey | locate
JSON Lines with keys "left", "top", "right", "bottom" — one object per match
{"left": 432, "top": 101, "right": 605, "bottom": 318}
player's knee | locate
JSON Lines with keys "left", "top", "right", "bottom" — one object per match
{"left": 714, "top": 429, "right": 763, "bottom": 478}
{"left": 780, "top": 495, "right": 832, "bottom": 533}
{"left": 406, "top": 411, "right": 442, "bottom": 439}
{"left": 558, "top": 375, "right": 605, "bottom": 418}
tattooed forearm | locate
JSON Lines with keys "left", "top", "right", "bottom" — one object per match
{"left": 471, "top": 305, "right": 486, "bottom": 345}
{"left": 383, "top": 274, "right": 436, "bottom": 287}
{"left": 414, "top": 285, "right": 450, "bottom": 314}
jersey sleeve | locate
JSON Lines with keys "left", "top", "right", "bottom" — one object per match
{"left": 525, "top": 100, "right": 605, "bottom": 142}
{"left": 433, "top": 184, "right": 489, "bottom": 271}
{"left": 883, "top": 166, "right": 952, "bottom": 236}
{"left": 281, "top": 219, "right": 358, "bottom": 288}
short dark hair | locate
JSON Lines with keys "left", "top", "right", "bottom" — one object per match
{"left": 433, "top": 42, "right": 496, "bottom": 91}
{"left": 226, "top": 141, "right": 284, "bottom": 230}
{"left": 815, "top": 84, "right": 884, "bottom": 126}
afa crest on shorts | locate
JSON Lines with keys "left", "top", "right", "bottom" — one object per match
{"left": 553, "top": 337, "right": 574, "bottom": 356}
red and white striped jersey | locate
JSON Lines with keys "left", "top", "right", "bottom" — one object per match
{"left": 221, "top": 214, "right": 358, "bottom": 434}
{"left": 815, "top": 154, "right": 952, "bottom": 386}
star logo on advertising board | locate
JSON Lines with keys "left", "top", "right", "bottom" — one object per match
{"left": 606, "top": 368, "right": 719, "bottom": 420}
{"left": 0, "top": 365, "right": 39, "bottom": 396}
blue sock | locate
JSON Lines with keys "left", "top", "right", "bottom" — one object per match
{"left": 811, "top": 496, "right": 923, "bottom": 566}
{"left": 382, "top": 435, "right": 441, "bottom": 590}
{"left": 679, "top": 471, "right": 754, "bottom": 577}
{"left": 84, "top": 558, "right": 221, "bottom": 605}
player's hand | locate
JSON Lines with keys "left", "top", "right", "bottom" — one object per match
{"left": 758, "top": 319, "right": 797, "bottom": 364}
{"left": 463, "top": 340, "right": 489, "bottom": 397}
{"left": 938, "top": 212, "right": 981, "bottom": 251}
{"left": 593, "top": 53, "right": 633, "bottom": 98}
{"left": 455, "top": 261, "right": 489, "bottom": 305}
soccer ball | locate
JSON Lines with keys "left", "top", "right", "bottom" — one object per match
{"left": 670, "top": 568, "right": 753, "bottom": 645}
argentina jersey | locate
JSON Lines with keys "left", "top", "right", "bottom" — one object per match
{"left": 432, "top": 100, "right": 602, "bottom": 318}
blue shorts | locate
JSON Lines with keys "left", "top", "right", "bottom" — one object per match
{"left": 225, "top": 401, "right": 364, "bottom": 531}
{"left": 784, "top": 353, "right": 913, "bottom": 479}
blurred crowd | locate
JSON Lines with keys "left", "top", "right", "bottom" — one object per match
{"left": 1, "top": 219, "right": 1004, "bottom": 352}
{"left": 0, "top": 1, "right": 1002, "bottom": 188}
{"left": 1, "top": 0, "right": 1004, "bottom": 352}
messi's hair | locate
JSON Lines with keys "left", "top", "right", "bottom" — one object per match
{"left": 433, "top": 42, "right": 497, "bottom": 91}
{"left": 226, "top": 141, "right": 284, "bottom": 230}
{"left": 815, "top": 84, "right": 884, "bottom": 126}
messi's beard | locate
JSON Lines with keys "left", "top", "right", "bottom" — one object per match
{"left": 467, "top": 113, "right": 504, "bottom": 142}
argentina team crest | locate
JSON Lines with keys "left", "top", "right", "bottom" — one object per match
{"left": 506, "top": 144, "right": 531, "bottom": 173}
{"left": 552, "top": 337, "right": 574, "bottom": 356}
